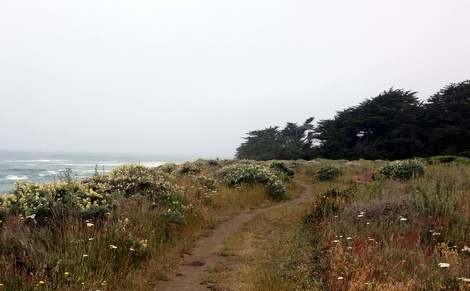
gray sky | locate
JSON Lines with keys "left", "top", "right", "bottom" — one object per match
{"left": 1, "top": 1, "right": 469, "bottom": 158}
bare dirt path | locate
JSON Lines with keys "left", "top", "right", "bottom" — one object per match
{"left": 155, "top": 180, "right": 313, "bottom": 291}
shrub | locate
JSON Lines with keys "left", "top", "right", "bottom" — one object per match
{"left": 0, "top": 180, "right": 113, "bottom": 222}
{"left": 173, "top": 162, "right": 202, "bottom": 176}
{"left": 426, "top": 155, "right": 470, "bottom": 165}
{"left": 378, "top": 159, "right": 425, "bottom": 180}
{"left": 217, "top": 163, "right": 286, "bottom": 200}
{"left": 315, "top": 165, "right": 342, "bottom": 181}
{"left": 270, "top": 161, "right": 295, "bottom": 178}
{"left": 303, "top": 187, "right": 353, "bottom": 224}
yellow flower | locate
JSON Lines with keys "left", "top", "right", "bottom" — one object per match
{"left": 39, "top": 280, "right": 45, "bottom": 284}
{"left": 64, "top": 271, "right": 69, "bottom": 275}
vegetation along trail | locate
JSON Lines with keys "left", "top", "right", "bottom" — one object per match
{"left": 155, "top": 180, "right": 313, "bottom": 291}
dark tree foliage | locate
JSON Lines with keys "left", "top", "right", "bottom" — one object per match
{"left": 236, "top": 80, "right": 470, "bottom": 161}
{"left": 236, "top": 118, "right": 315, "bottom": 160}
{"left": 315, "top": 88, "right": 425, "bottom": 160}
{"left": 424, "top": 80, "right": 470, "bottom": 157}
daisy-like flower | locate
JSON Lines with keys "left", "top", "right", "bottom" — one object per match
{"left": 461, "top": 246, "right": 470, "bottom": 252}
{"left": 438, "top": 263, "right": 450, "bottom": 268}
{"left": 110, "top": 245, "right": 118, "bottom": 250}
{"left": 86, "top": 222, "right": 94, "bottom": 227}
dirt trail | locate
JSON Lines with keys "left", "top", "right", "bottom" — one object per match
{"left": 155, "top": 180, "right": 313, "bottom": 291}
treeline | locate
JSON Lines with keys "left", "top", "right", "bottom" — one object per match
{"left": 236, "top": 79, "right": 470, "bottom": 160}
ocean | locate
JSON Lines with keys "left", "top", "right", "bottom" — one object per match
{"left": 0, "top": 151, "right": 198, "bottom": 193}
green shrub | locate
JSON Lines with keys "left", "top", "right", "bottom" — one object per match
{"left": 378, "top": 159, "right": 425, "bottom": 180}
{"left": 303, "top": 187, "right": 353, "bottom": 224}
{"left": 0, "top": 179, "right": 113, "bottom": 222}
{"left": 217, "top": 163, "right": 286, "bottom": 200}
{"left": 173, "top": 162, "right": 202, "bottom": 176}
{"left": 270, "top": 161, "right": 295, "bottom": 178}
{"left": 426, "top": 155, "right": 470, "bottom": 165}
{"left": 315, "top": 165, "right": 342, "bottom": 181}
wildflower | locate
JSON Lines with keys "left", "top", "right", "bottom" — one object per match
{"left": 347, "top": 237, "right": 352, "bottom": 240}
{"left": 462, "top": 246, "right": 470, "bottom": 252}
{"left": 399, "top": 217, "right": 407, "bottom": 221}
{"left": 130, "top": 247, "right": 135, "bottom": 252}
{"left": 81, "top": 282, "right": 85, "bottom": 285}
{"left": 39, "top": 280, "right": 45, "bottom": 284}
{"left": 0, "top": 283, "right": 3, "bottom": 287}
{"left": 86, "top": 222, "right": 94, "bottom": 227}
{"left": 88, "top": 238, "right": 93, "bottom": 241}
{"left": 26, "top": 214, "right": 36, "bottom": 220}
{"left": 333, "top": 240, "right": 340, "bottom": 243}
{"left": 458, "top": 277, "right": 470, "bottom": 283}
{"left": 338, "top": 276, "right": 344, "bottom": 280}
{"left": 438, "top": 263, "right": 450, "bottom": 268}
{"left": 83, "top": 254, "right": 89, "bottom": 257}
{"left": 110, "top": 245, "right": 117, "bottom": 249}
{"left": 64, "top": 272, "right": 69, "bottom": 275}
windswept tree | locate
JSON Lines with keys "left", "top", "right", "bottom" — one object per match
{"left": 236, "top": 118, "right": 315, "bottom": 160}
{"left": 315, "top": 88, "right": 425, "bottom": 160}
{"left": 424, "top": 80, "right": 470, "bottom": 157}
{"left": 235, "top": 126, "right": 283, "bottom": 160}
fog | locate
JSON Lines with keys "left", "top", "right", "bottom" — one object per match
{"left": 1, "top": 1, "right": 469, "bottom": 158}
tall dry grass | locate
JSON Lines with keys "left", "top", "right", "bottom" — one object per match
{"left": 299, "top": 159, "right": 470, "bottom": 290}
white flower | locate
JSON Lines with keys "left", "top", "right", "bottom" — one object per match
{"left": 130, "top": 247, "right": 135, "bottom": 252}
{"left": 458, "top": 277, "right": 470, "bottom": 282}
{"left": 338, "top": 276, "right": 344, "bottom": 280}
{"left": 83, "top": 254, "right": 88, "bottom": 257}
{"left": 25, "top": 214, "right": 36, "bottom": 220}
{"left": 86, "top": 222, "right": 94, "bottom": 227}
{"left": 110, "top": 245, "right": 118, "bottom": 250}
{"left": 461, "top": 246, "right": 470, "bottom": 252}
{"left": 347, "top": 237, "right": 352, "bottom": 240}
{"left": 357, "top": 214, "right": 364, "bottom": 218}
{"left": 400, "top": 217, "right": 407, "bottom": 221}
{"left": 438, "top": 263, "right": 450, "bottom": 268}
{"left": 333, "top": 240, "right": 340, "bottom": 243}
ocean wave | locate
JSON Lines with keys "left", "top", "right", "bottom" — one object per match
{"left": 6, "top": 175, "right": 28, "bottom": 180}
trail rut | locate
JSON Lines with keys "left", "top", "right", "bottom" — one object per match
{"left": 155, "top": 180, "right": 313, "bottom": 291}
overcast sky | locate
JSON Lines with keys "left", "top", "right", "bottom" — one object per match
{"left": 1, "top": 1, "right": 469, "bottom": 158}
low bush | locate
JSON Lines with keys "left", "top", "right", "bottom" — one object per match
{"left": 315, "top": 165, "right": 342, "bottom": 181}
{"left": 217, "top": 163, "right": 287, "bottom": 200}
{"left": 270, "top": 161, "right": 295, "bottom": 178}
{"left": 378, "top": 159, "right": 425, "bottom": 180}
{"left": 303, "top": 187, "right": 353, "bottom": 224}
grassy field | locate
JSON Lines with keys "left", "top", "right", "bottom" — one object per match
{"left": 0, "top": 157, "right": 469, "bottom": 290}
